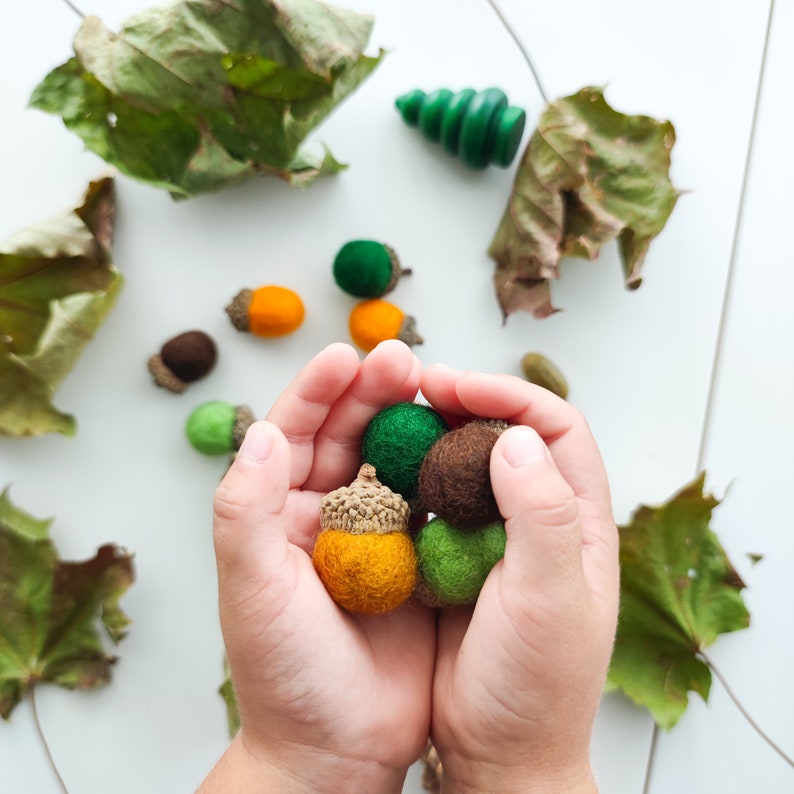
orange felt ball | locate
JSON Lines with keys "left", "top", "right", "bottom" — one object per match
{"left": 248, "top": 285, "right": 305, "bottom": 337}
{"left": 312, "top": 529, "right": 417, "bottom": 614}
{"left": 348, "top": 299, "right": 404, "bottom": 352}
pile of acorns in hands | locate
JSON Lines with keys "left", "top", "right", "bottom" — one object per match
{"left": 313, "top": 401, "right": 512, "bottom": 614}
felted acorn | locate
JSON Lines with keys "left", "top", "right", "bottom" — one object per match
{"left": 226, "top": 285, "right": 305, "bottom": 337}
{"left": 418, "top": 420, "right": 508, "bottom": 528}
{"left": 349, "top": 299, "right": 423, "bottom": 352}
{"left": 332, "top": 240, "right": 411, "bottom": 298}
{"left": 185, "top": 400, "right": 255, "bottom": 456}
{"left": 414, "top": 518, "right": 507, "bottom": 607}
{"left": 361, "top": 402, "right": 448, "bottom": 502}
{"left": 312, "top": 464, "right": 417, "bottom": 614}
{"left": 395, "top": 87, "right": 526, "bottom": 169}
{"left": 147, "top": 330, "right": 218, "bottom": 394}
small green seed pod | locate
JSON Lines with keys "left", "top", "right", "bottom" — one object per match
{"left": 332, "top": 240, "right": 411, "bottom": 298}
{"left": 520, "top": 352, "right": 569, "bottom": 399}
{"left": 395, "top": 87, "right": 526, "bottom": 169}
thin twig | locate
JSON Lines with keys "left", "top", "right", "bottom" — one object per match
{"left": 29, "top": 686, "right": 70, "bottom": 794}
{"left": 700, "top": 650, "right": 794, "bottom": 769}
{"left": 484, "top": 0, "right": 549, "bottom": 104}
{"left": 641, "top": 0, "right": 779, "bottom": 790}
{"left": 61, "top": 0, "right": 85, "bottom": 20}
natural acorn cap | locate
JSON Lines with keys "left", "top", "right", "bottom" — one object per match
{"left": 148, "top": 330, "right": 217, "bottom": 393}
{"left": 320, "top": 463, "right": 410, "bottom": 535}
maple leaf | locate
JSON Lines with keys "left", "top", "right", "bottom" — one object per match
{"left": 0, "top": 177, "right": 122, "bottom": 437}
{"left": 0, "top": 488, "right": 134, "bottom": 720}
{"left": 606, "top": 473, "right": 750, "bottom": 729}
{"left": 488, "top": 86, "right": 680, "bottom": 319}
{"left": 30, "top": 0, "right": 384, "bottom": 198}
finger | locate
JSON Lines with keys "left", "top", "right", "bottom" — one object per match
{"left": 421, "top": 366, "right": 609, "bottom": 508}
{"left": 212, "top": 421, "right": 295, "bottom": 603}
{"left": 306, "top": 340, "right": 421, "bottom": 491}
{"left": 266, "top": 343, "right": 361, "bottom": 487}
{"left": 490, "top": 425, "right": 585, "bottom": 593}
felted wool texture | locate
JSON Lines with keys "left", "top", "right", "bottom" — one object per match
{"left": 185, "top": 400, "right": 236, "bottom": 455}
{"left": 418, "top": 421, "right": 502, "bottom": 527}
{"left": 313, "top": 529, "right": 417, "bottom": 614}
{"left": 248, "top": 285, "right": 305, "bottom": 337}
{"left": 361, "top": 402, "right": 449, "bottom": 500}
{"left": 349, "top": 299, "right": 403, "bottom": 352}
{"left": 415, "top": 518, "right": 506, "bottom": 606}
{"left": 321, "top": 464, "right": 410, "bottom": 535}
{"left": 333, "top": 240, "right": 393, "bottom": 298}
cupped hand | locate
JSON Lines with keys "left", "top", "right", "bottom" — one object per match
{"left": 420, "top": 365, "right": 620, "bottom": 794}
{"left": 210, "top": 341, "right": 435, "bottom": 792}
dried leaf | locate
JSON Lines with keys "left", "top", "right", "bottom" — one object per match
{"left": 0, "top": 178, "right": 122, "bottom": 437}
{"left": 30, "top": 0, "right": 383, "bottom": 198}
{"left": 489, "top": 87, "right": 680, "bottom": 319}
{"left": 0, "top": 488, "right": 134, "bottom": 720}
{"left": 606, "top": 473, "right": 750, "bottom": 729}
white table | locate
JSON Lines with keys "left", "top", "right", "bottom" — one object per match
{"left": 1, "top": 1, "right": 791, "bottom": 791}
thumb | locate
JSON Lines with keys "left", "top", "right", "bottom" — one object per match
{"left": 490, "top": 425, "right": 584, "bottom": 591}
{"left": 212, "top": 420, "right": 293, "bottom": 601}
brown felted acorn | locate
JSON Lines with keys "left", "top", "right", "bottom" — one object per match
{"left": 420, "top": 740, "right": 443, "bottom": 792}
{"left": 418, "top": 420, "right": 508, "bottom": 527}
{"left": 148, "top": 330, "right": 218, "bottom": 393}
{"left": 312, "top": 464, "right": 417, "bottom": 614}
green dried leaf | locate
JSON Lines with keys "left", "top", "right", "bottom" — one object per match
{"left": 606, "top": 473, "right": 750, "bottom": 729}
{"left": 0, "top": 178, "right": 122, "bottom": 437}
{"left": 219, "top": 659, "right": 241, "bottom": 737}
{"left": 489, "top": 87, "right": 680, "bottom": 319}
{"left": 0, "top": 488, "right": 135, "bottom": 720}
{"left": 30, "top": 0, "right": 384, "bottom": 198}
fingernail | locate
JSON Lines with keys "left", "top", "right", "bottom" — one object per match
{"left": 237, "top": 421, "right": 274, "bottom": 463}
{"left": 502, "top": 426, "right": 547, "bottom": 467}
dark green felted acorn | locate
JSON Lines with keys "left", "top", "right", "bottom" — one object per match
{"left": 361, "top": 402, "right": 448, "bottom": 502}
{"left": 418, "top": 420, "right": 509, "bottom": 528}
{"left": 333, "top": 240, "right": 411, "bottom": 298}
{"left": 395, "top": 87, "right": 526, "bottom": 169}
{"left": 186, "top": 400, "right": 255, "bottom": 456}
{"left": 414, "top": 518, "right": 507, "bottom": 607}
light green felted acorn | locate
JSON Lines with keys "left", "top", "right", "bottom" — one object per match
{"left": 332, "top": 240, "right": 411, "bottom": 298}
{"left": 361, "top": 402, "right": 449, "bottom": 502}
{"left": 414, "top": 518, "right": 507, "bottom": 607}
{"left": 186, "top": 400, "right": 255, "bottom": 455}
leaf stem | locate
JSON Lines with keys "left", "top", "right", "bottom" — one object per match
{"left": 29, "top": 685, "right": 71, "bottom": 794}
{"left": 700, "top": 650, "right": 794, "bottom": 769}
{"left": 60, "top": 0, "right": 85, "bottom": 20}
{"left": 484, "top": 0, "right": 549, "bottom": 104}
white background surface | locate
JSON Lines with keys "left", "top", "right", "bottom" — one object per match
{"left": 1, "top": 1, "right": 792, "bottom": 792}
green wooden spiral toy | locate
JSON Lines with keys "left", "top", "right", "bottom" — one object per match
{"left": 395, "top": 87, "right": 526, "bottom": 170}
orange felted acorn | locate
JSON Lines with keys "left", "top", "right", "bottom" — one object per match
{"left": 226, "top": 284, "right": 305, "bottom": 337}
{"left": 313, "top": 464, "right": 417, "bottom": 614}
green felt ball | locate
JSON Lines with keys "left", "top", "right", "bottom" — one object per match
{"left": 415, "top": 518, "right": 506, "bottom": 606}
{"left": 361, "top": 402, "right": 448, "bottom": 500}
{"left": 333, "top": 240, "right": 395, "bottom": 298}
{"left": 186, "top": 400, "right": 236, "bottom": 455}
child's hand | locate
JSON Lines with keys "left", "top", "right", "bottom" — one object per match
{"left": 421, "top": 366, "right": 620, "bottom": 794}
{"left": 204, "top": 342, "right": 435, "bottom": 794}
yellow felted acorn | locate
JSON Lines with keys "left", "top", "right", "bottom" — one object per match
{"left": 313, "top": 464, "right": 417, "bottom": 614}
